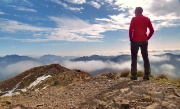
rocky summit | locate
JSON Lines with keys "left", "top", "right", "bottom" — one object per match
{"left": 0, "top": 64, "right": 180, "bottom": 109}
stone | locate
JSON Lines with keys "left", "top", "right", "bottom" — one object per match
{"left": 120, "top": 88, "right": 130, "bottom": 93}
{"left": 11, "top": 104, "right": 28, "bottom": 109}
{"left": 131, "top": 86, "right": 149, "bottom": 95}
{"left": 12, "top": 106, "right": 22, "bottom": 109}
{"left": 36, "top": 104, "right": 44, "bottom": 107}
{"left": 161, "top": 101, "right": 169, "bottom": 106}
{"left": 1, "top": 74, "right": 180, "bottom": 109}
{"left": 142, "top": 95, "right": 152, "bottom": 102}
{"left": 151, "top": 92, "right": 164, "bottom": 99}
{"left": 146, "top": 103, "right": 159, "bottom": 109}
{"left": 120, "top": 100, "right": 130, "bottom": 108}
{"left": 127, "top": 92, "right": 142, "bottom": 100}
{"left": 173, "top": 89, "right": 180, "bottom": 97}
{"left": 113, "top": 96, "right": 123, "bottom": 102}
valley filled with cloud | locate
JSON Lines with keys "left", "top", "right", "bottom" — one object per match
{"left": 0, "top": 53, "right": 179, "bottom": 80}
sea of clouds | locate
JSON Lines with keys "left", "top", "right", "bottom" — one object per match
{"left": 0, "top": 54, "right": 179, "bottom": 81}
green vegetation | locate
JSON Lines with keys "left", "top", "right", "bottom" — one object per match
{"left": 169, "top": 78, "right": 180, "bottom": 87}
{"left": 119, "top": 69, "right": 180, "bottom": 87}
{"left": 148, "top": 73, "right": 180, "bottom": 87}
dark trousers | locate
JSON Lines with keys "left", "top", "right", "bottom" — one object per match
{"left": 131, "top": 41, "right": 151, "bottom": 77}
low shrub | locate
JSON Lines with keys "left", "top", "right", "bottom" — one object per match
{"left": 137, "top": 70, "right": 144, "bottom": 77}
{"left": 156, "top": 74, "right": 169, "bottom": 80}
{"left": 120, "top": 69, "right": 130, "bottom": 77}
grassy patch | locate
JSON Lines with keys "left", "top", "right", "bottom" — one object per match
{"left": 137, "top": 70, "right": 144, "bottom": 77}
{"left": 171, "top": 78, "right": 180, "bottom": 87}
{"left": 149, "top": 73, "right": 180, "bottom": 87}
{"left": 156, "top": 74, "right": 169, "bottom": 80}
{"left": 120, "top": 69, "right": 130, "bottom": 77}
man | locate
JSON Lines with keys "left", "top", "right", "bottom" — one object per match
{"left": 129, "top": 7, "right": 154, "bottom": 80}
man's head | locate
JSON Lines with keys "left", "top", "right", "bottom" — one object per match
{"left": 135, "top": 7, "right": 143, "bottom": 16}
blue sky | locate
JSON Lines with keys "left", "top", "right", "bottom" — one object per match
{"left": 1, "top": 0, "right": 180, "bottom": 57}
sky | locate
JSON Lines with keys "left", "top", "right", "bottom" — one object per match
{"left": 1, "top": 0, "right": 180, "bottom": 57}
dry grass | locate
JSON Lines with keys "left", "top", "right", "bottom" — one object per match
{"left": 172, "top": 78, "right": 180, "bottom": 87}
{"left": 149, "top": 74, "right": 155, "bottom": 78}
{"left": 151, "top": 73, "right": 180, "bottom": 87}
{"left": 156, "top": 74, "right": 169, "bottom": 80}
{"left": 120, "top": 69, "right": 130, "bottom": 77}
{"left": 137, "top": 70, "right": 144, "bottom": 77}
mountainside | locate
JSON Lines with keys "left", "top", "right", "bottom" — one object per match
{"left": 0, "top": 55, "right": 36, "bottom": 67}
{"left": 39, "top": 55, "right": 76, "bottom": 64}
{"left": 0, "top": 64, "right": 180, "bottom": 109}
{"left": 0, "top": 64, "right": 92, "bottom": 96}
{"left": 71, "top": 54, "right": 131, "bottom": 63}
{"left": 0, "top": 54, "right": 76, "bottom": 66}
{"left": 71, "top": 55, "right": 114, "bottom": 62}
{"left": 0, "top": 54, "right": 77, "bottom": 80}
{"left": 110, "top": 55, "right": 131, "bottom": 62}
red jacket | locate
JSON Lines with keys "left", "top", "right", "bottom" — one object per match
{"left": 129, "top": 14, "right": 154, "bottom": 41}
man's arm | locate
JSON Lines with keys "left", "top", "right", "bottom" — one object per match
{"left": 147, "top": 19, "right": 154, "bottom": 40}
{"left": 129, "top": 18, "right": 134, "bottom": 41}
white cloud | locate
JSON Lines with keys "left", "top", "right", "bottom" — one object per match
{"left": 0, "top": 11, "right": 5, "bottom": 14}
{"left": 105, "top": 0, "right": 114, "bottom": 4}
{"left": 109, "top": 14, "right": 131, "bottom": 30}
{"left": 177, "top": 58, "right": 180, "bottom": 61}
{"left": 148, "top": 0, "right": 180, "bottom": 17}
{"left": 160, "top": 64, "right": 176, "bottom": 77}
{"left": 2, "top": 61, "right": 42, "bottom": 76}
{"left": 62, "top": 60, "right": 142, "bottom": 73}
{"left": 51, "top": 0, "right": 84, "bottom": 11}
{"left": 0, "top": 60, "right": 43, "bottom": 80}
{"left": 112, "top": 0, "right": 180, "bottom": 29}
{"left": 150, "top": 55, "right": 170, "bottom": 62}
{"left": 163, "top": 49, "right": 180, "bottom": 54}
{"left": 138, "top": 55, "right": 170, "bottom": 62}
{"left": 0, "top": 19, "right": 51, "bottom": 32}
{"left": 66, "top": 0, "right": 86, "bottom": 4}
{"left": 49, "top": 16, "right": 118, "bottom": 42}
{"left": 62, "top": 60, "right": 107, "bottom": 72}
{"left": 16, "top": 7, "right": 37, "bottom": 12}
{"left": 0, "top": 16, "right": 119, "bottom": 42}
{"left": 89, "top": 1, "right": 101, "bottom": 9}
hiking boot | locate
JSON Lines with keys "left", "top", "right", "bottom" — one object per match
{"left": 131, "top": 76, "right": 137, "bottom": 80}
{"left": 143, "top": 76, "right": 149, "bottom": 80}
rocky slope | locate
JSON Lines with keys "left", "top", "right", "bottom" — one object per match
{"left": 0, "top": 64, "right": 92, "bottom": 96}
{"left": 0, "top": 64, "right": 180, "bottom": 109}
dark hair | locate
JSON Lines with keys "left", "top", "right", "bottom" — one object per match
{"left": 135, "top": 7, "right": 143, "bottom": 14}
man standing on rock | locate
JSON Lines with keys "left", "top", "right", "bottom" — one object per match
{"left": 129, "top": 7, "right": 154, "bottom": 80}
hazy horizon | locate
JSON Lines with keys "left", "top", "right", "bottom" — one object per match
{"left": 0, "top": 52, "right": 180, "bottom": 81}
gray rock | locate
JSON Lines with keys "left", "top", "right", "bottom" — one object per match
{"left": 161, "top": 101, "right": 176, "bottom": 109}
{"left": 173, "top": 89, "right": 180, "bottom": 97}
{"left": 151, "top": 92, "right": 164, "bottom": 99}
{"left": 131, "top": 86, "right": 149, "bottom": 95}
{"left": 120, "top": 88, "right": 130, "bottom": 93}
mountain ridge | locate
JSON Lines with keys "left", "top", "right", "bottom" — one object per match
{"left": 1, "top": 53, "right": 180, "bottom": 80}
{"left": 0, "top": 64, "right": 92, "bottom": 96}
{"left": 0, "top": 64, "right": 180, "bottom": 109}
